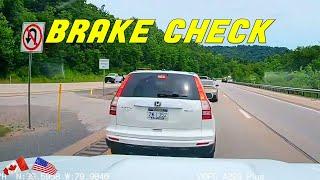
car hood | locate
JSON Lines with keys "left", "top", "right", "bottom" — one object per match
{"left": 1, "top": 155, "right": 319, "bottom": 180}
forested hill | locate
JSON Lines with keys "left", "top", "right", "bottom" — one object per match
{"left": 206, "top": 45, "right": 289, "bottom": 62}
{"left": 0, "top": 0, "right": 229, "bottom": 79}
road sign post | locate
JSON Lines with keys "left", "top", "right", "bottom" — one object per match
{"left": 21, "top": 22, "right": 45, "bottom": 129}
{"left": 28, "top": 53, "right": 32, "bottom": 129}
{"left": 99, "top": 59, "right": 110, "bottom": 96}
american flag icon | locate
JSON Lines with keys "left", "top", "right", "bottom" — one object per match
{"left": 32, "top": 157, "right": 57, "bottom": 175}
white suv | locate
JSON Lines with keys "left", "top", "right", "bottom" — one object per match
{"left": 106, "top": 70, "right": 215, "bottom": 158}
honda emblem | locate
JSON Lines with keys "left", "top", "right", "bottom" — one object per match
{"left": 154, "top": 101, "right": 161, "bottom": 107}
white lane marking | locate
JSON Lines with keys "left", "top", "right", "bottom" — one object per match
{"left": 239, "top": 108, "right": 252, "bottom": 119}
{"left": 223, "top": 94, "right": 227, "bottom": 98}
{"left": 234, "top": 86, "right": 320, "bottom": 114}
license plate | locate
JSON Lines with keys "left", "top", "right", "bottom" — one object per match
{"left": 147, "top": 107, "right": 168, "bottom": 120}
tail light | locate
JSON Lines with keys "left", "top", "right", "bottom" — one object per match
{"left": 109, "top": 96, "right": 118, "bottom": 115}
{"left": 194, "top": 76, "right": 212, "bottom": 120}
{"left": 109, "top": 74, "right": 131, "bottom": 115}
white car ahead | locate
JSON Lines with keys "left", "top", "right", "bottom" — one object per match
{"left": 105, "top": 73, "right": 123, "bottom": 83}
{"left": 106, "top": 70, "right": 215, "bottom": 158}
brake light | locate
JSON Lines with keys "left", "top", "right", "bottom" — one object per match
{"left": 157, "top": 74, "right": 167, "bottom": 80}
{"left": 109, "top": 74, "right": 131, "bottom": 115}
{"left": 194, "top": 76, "right": 212, "bottom": 120}
{"left": 109, "top": 96, "right": 118, "bottom": 115}
{"left": 201, "top": 100, "right": 212, "bottom": 120}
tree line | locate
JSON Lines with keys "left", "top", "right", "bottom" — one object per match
{"left": 206, "top": 45, "right": 289, "bottom": 62}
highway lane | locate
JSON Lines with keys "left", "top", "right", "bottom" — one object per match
{"left": 54, "top": 83, "right": 318, "bottom": 163}
{"left": 213, "top": 89, "right": 312, "bottom": 163}
{"left": 0, "top": 82, "right": 318, "bottom": 163}
{"left": 219, "top": 83, "right": 320, "bottom": 162}
{"left": 71, "top": 84, "right": 314, "bottom": 163}
{"left": 68, "top": 87, "right": 313, "bottom": 162}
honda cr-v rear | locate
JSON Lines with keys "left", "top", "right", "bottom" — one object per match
{"left": 106, "top": 70, "right": 215, "bottom": 158}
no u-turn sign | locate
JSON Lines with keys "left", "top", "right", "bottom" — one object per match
{"left": 20, "top": 22, "right": 46, "bottom": 130}
{"left": 20, "top": 22, "right": 45, "bottom": 53}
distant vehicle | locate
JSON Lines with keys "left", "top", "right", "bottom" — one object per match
{"left": 199, "top": 76, "right": 211, "bottom": 80}
{"left": 227, "top": 78, "right": 233, "bottom": 83}
{"left": 222, "top": 76, "right": 233, "bottom": 83}
{"left": 107, "top": 70, "right": 215, "bottom": 158}
{"left": 105, "top": 73, "right": 123, "bottom": 83}
{"left": 201, "top": 79, "right": 219, "bottom": 102}
{"left": 222, "top": 77, "right": 227, "bottom": 82}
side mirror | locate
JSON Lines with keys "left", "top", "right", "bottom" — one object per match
{"left": 215, "top": 84, "right": 219, "bottom": 87}
{"left": 206, "top": 93, "right": 213, "bottom": 100}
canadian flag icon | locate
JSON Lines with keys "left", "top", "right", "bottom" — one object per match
{"left": 3, "top": 156, "right": 29, "bottom": 176}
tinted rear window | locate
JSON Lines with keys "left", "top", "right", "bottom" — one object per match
{"left": 121, "top": 73, "right": 200, "bottom": 100}
{"left": 201, "top": 80, "right": 214, "bottom": 86}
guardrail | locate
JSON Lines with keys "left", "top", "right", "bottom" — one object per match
{"left": 232, "top": 82, "right": 320, "bottom": 99}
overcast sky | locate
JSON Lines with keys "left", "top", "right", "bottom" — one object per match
{"left": 87, "top": 0, "right": 320, "bottom": 49}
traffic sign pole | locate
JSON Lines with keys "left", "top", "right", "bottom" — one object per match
{"left": 99, "top": 59, "right": 109, "bottom": 97}
{"left": 20, "top": 22, "right": 45, "bottom": 130}
{"left": 28, "top": 53, "right": 32, "bottom": 129}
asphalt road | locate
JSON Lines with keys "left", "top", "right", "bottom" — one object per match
{"left": 1, "top": 82, "right": 319, "bottom": 163}
{"left": 215, "top": 83, "right": 319, "bottom": 163}
{"left": 0, "top": 84, "right": 117, "bottom": 161}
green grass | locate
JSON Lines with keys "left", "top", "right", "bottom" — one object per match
{"left": 0, "top": 125, "right": 11, "bottom": 137}
{"left": 264, "top": 71, "right": 320, "bottom": 89}
{"left": 0, "top": 70, "right": 104, "bottom": 83}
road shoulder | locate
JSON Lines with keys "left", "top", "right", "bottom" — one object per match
{"left": 234, "top": 84, "right": 320, "bottom": 111}
{"left": 213, "top": 90, "right": 313, "bottom": 163}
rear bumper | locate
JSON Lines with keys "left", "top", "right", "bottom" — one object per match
{"left": 106, "top": 134, "right": 215, "bottom": 147}
{"left": 106, "top": 126, "right": 215, "bottom": 147}
{"left": 106, "top": 139, "right": 215, "bottom": 158}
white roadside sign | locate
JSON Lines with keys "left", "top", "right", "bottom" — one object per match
{"left": 20, "top": 22, "right": 45, "bottom": 53}
{"left": 99, "top": 59, "right": 109, "bottom": 69}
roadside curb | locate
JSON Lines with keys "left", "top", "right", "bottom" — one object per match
{"left": 54, "top": 129, "right": 106, "bottom": 156}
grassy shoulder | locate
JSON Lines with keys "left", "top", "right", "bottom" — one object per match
{"left": 0, "top": 70, "right": 105, "bottom": 83}
{"left": 264, "top": 71, "right": 320, "bottom": 89}
{"left": 0, "top": 125, "right": 11, "bottom": 137}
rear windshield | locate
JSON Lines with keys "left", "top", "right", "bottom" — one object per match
{"left": 121, "top": 73, "right": 200, "bottom": 100}
{"left": 199, "top": 76, "right": 209, "bottom": 79}
{"left": 201, "top": 80, "right": 214, "bottom": 86}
